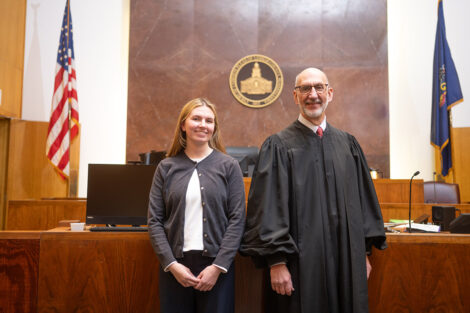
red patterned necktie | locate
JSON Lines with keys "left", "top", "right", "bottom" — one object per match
{"left": 316, "top": 126, "right": 323, "bottom": 138}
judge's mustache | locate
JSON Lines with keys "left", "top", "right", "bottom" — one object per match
{"left": 305, "top": 99, "right": 323, "bottom": 105}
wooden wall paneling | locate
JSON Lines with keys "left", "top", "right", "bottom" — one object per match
{"left": 368, "top": 234, "right": 470, "bottom": 313}
{"left": 6, "top": 120, "right": 80, "bottom": 201}
{"left": 243, "top": 177, "right": 251, "bottom": 206}
{"left": 0, "top": 0, "right": 26, "bottom": 118}
{"left": 127, "top": 0, "right": 390, "bottom": 177}
{"left": 0, "top": 118, "right": 10, "bottom": 229}
{"left": 7, "top": 119, "right": 67, "bottom": 199}
{"left": 0, "top": 231, "right": 40, "bottom": 313}
{"left": 373, "top": 179, "right": 424, "bottom": 203}
{"left": 37, "top": 231, "right": 160, "bottom": 313}
{"left": 6, "top": 200, "right": 86, "bottom": 230}
{"left": 245, "top": 178, "right": 423, "bottom": 205}
{"left": 452, "top": 127, "right": 470, "bottom": 203}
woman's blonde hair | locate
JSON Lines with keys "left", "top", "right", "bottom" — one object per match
{"left": 167, "top": 98, "right": 225, "bottom": 157}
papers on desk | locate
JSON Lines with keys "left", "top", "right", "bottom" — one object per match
{"left": 407, "top": 223, "right": 440, "bottom": 232}
{"left": 385, "top": 222, "right": 441, "bottom": 233}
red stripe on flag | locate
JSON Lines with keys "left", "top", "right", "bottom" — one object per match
{"left": 57, "top": 147, "right": 70, "bottom": 171}
{"left": 47, "top": 85, "right": 68, "bottom": 133}
{"left": 54, "top": 66, "right": 65, "bottom": 90}
{"left": 47, "top": 117, "right": 70, "bottom": 160}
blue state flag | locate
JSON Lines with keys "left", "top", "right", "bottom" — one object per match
{"left": 431, "top": 0, "right": 463, "bottom": 177}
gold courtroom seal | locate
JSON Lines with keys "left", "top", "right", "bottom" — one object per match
{"left": 229, "top": 54, "right": 283, "bottom": 108}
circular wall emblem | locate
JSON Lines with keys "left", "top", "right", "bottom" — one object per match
{"left": 229, "top": 54, "right": 283, "bottom": 108}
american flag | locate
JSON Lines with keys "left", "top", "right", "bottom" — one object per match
{"left": 46, "top": 0, "right": 79, "bottom": 179}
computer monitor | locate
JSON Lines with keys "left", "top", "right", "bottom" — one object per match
{"left": 226, "top": 146, "right": 259, "bottom": 177}
{"left": 86, "top": 164, "right": 157, "bottom": 226}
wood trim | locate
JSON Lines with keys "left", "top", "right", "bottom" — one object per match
{"left": 6, "top": 200, "right": 86, "bottom": 230}
{"left": 0, "top": 0, "right": 26, "bottom": 118}
{"left": 0, "top": 231, "right": 41, "bottom": 240}
{"left": 452, "top": 127, "right": 470, "bottom": 203}
{"left": 0, "top": 119, "right": 10, "bottom": 229}
{"left": 373, "top": 178, "right": 424, "bottom": 203}
{"left": 384, "top": 232, "right": 470, "bottom": 244}
{"left": 6, "top": 120, "right": 80, "bottom": 202}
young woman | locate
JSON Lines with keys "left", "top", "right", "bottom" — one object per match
{"left": 148, "top": 98, "right": 245, "bottom": 313}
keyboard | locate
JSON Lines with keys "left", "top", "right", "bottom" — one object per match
{"left": 89, "top": 226, "right": 148, "bottom": 232}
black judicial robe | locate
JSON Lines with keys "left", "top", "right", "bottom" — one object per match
{"left": 240, "top": 121, "right": 387, "bottom": 313}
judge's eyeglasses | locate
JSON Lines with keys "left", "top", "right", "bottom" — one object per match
{"left": 295, "top": 83, "right": 329, "bottom": 94}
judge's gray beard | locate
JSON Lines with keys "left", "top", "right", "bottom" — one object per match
{"left": 302, "top": 101, "right": 328, "bottom": 119}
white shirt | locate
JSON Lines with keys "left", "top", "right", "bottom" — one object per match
{"left": 183, "top": 167, "right": 204, "bottom": 251}
{"left": 298, "top": 114, "right": 327, "bottom": 134}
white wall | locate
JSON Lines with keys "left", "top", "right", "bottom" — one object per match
{"left": 21, "top": 0, "right": 469, "bottom": 196}
{"left": 22, "top": 0, "right": 129, "bottom": 196}
{"left": 388, "top": 0, "right": 470, "bottom": 181}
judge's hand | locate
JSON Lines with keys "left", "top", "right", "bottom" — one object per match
{"left": 366, "top": 255, "right": 372, "bottom": 280}
{"left": 168, "top": 263, "right": 200, "bottom": 287}
{"left": 270, "top": 264, "right": 294, "bottom": 296}
{"left": 194, "top": 265, "right": 222, "bottom": 291}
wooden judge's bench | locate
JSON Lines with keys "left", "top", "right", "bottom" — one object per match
{"left": 1, "top": 179, "right": 470, "bottom": 313}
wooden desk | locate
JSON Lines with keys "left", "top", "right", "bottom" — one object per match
{"left": 36, "top": 229, "right": 264, "bottom": 313}
{"left": 369, "top": 233, "right": 470, "bottom": 312}
{"left": 0, "top": 230, "right": 453, "bottom": 313}
{"left": 37, "top": 229, "right": 160, "bottom": 312}
{"left": 0, "top": 231, "right": 41, "bottom": 313}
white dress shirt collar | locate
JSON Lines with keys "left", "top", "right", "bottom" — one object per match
{"left": 298, "top": 114, "right": 327, "bottom": 133}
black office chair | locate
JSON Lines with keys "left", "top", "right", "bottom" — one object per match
{"left": 423, "top": 181, "right": 460, "bottom": 204}
{"left": 226, "top": 146, "right": 259, "bottom": 177}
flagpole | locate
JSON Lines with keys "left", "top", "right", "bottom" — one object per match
{"left": 448, "top": 110, "right": 455, "bottom": 183}
{"left": 66, "top": 0, "right": 71, "bottom": 197}
{"left": 66, "top": 0, "right": 76, "bottom": 197}
{"left": 66, "top": 0, "right": 71, "bottom": 144}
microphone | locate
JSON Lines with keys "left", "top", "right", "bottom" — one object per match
{"left": 409, "top": 171, "right": 420, "bottom": 232}
{"left": 433, "top": 171, "right": 437, "bottom": 203}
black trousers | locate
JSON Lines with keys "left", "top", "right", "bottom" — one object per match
{"left": 159, "top": 251, "right": 235, "bottom": 313}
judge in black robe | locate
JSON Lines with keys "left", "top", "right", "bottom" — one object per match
{"left": 240, "top": 68, "right": 387, "bottom": 313}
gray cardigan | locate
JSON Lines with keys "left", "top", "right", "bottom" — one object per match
{"left": 148, "top": 150, "right": 246, "bottom": 270}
